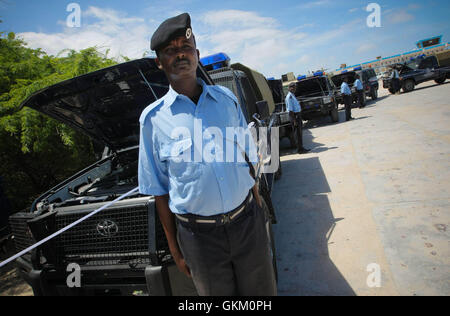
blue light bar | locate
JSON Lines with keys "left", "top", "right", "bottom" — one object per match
{"left": 267, "top": 77, "right": 275, "bottom": 80}
{"left": 341, "top": 70, "right": 348, "bottom": 74}
{"left": 297, "top": 75, "right": 306, "bottom": 80}
{"left": 313, "top": 71, "right": 323, "bottom": 76}
{"left": 353, "top": 66, "right": 362, "bottom": 71}
{"left": 200, "top": 52, "right": 230, "bottom": 69}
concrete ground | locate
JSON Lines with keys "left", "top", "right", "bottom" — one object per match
{"left": 273, "top": 81, "right": 450, "bottom": 296}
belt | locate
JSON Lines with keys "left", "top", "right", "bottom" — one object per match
{"left": 175, "top": 192, "right": 253, "bottom": 225}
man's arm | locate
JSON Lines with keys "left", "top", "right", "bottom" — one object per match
{"left": 155, "top": 194, "right": 191, "bottom": 277}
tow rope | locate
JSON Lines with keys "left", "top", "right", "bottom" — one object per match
{"left": 0, "top": 187, "right": 139, "bottom": 269}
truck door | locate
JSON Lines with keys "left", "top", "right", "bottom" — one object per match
{"left": 418, "top": 57, "right": 436, "bottom": 83}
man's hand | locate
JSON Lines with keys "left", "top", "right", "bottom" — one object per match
{"left": 172, "top": 251, "right": 191, "bottom": 278}
{"left": 155, "top": 195, "right": 192, "bottom": 278}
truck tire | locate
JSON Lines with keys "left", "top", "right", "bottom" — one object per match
{"left": 371, "top": 88, "right": 378, "bottom": 100}
{"left": 261, "top": 198, "right": 278, "bottom": 284}
{"left": 435, "top": 76, "right": 446, "bottom": 84}
{"left": 402, "top": 80, "right": 415, "bottom": 93}
{"left": 388, "top": 88, "right": 396, "bottom": 94}
{"left": 330, "top": 103, "right": 339, "bottom": 123}
{"left": 361, "top": 92, "right": 367, "bottom": 107}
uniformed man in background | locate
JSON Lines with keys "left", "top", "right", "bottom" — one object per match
{"left": 354, "top": 74, "right": 365, "bottom": 108}
{"left": 341, "top": 77, "right": 354, "bottom": 121}
{"left": 138, "top": 13, "right": 277, "bottom": 296}
{"left": 285, "top": 82, "right": 310, "bottom": 154}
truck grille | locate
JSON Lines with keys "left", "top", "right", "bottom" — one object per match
{"left": 53, "top": 201, "right": 168, "bottom": 267}
{"left": 9, "top": 212, "right": 36, "bottom": 253}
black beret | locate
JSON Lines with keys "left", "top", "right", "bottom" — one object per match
{"left": 151, "top": 13, "right": 192, "bottom": 52}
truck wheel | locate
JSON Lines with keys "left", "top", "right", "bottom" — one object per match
{"left": 371, "top": 88, "right": 378, "bottom": 100}
{"left": 261, "top": 198, "right": 278, "bottom": 284}
{"left": 402, "top": 80, "right": 415, "bottom": 93}
{"left": 435, "top": 77, "right": 446, "bottom": 84}
{"left": 330, "top": 104, "right": 339, "bottom": 123}
{"left": 388, "top": 88, "right": 395, "bottom": 94}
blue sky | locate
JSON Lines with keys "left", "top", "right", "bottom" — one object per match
{"left": 1, "top": 0, "right": 449, "bottom": 77}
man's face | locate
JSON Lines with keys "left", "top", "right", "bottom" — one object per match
{"left": 289, "top": 86, "right": 296, "bottom": 94}
{"left": 155, "top": 36, "right": 200, "bottom": 81}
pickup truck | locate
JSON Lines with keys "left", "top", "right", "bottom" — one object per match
{"left": 8, "top": 57, "right": 278, "bottom": 296}
{"left": 295, "top": 73, "right": 339, "bottom": 123}
{"left": 383, "top": 53, "right": 450, "bottom": 93}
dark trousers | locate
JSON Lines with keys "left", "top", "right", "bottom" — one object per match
{"left": 176, "top": 197, "right": 277, "bottom": 296}
{"left": 344, "top": 95, "right": 352, "bottom": 121}
{"left": 391, "top": 78, "right": 400, "bottom": 93}
{"left": 290, "top": 112, "right": 304, "bottom": 151}
{"left": 357, "top": 90, "right": 365, "bottom": 107}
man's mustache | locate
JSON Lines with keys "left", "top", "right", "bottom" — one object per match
{"left": 173, "top": 59, "right": 190, "bottom": 67}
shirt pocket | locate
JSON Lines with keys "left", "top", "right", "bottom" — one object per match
{"left": 160, "top": 138, "right": 203, "bottom": 183}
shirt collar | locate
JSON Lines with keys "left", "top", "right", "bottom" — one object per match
{"left": 164, "top": 78, "right": 218, "bottom": 107}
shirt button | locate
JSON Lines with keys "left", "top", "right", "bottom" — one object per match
{"left": 220, "top": 177, "right": 224, "bottom": 181}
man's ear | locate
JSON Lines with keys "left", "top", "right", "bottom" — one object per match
{"left": 155, "top": 57, "right": 163, "bottom": 70}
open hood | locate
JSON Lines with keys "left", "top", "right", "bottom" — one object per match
{"left": 21, "top": 58, "right": 213, "bottom": 151}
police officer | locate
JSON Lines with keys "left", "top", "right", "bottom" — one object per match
{"left": 138, "top": 13, "right": 277, "bottom": 296}
{"left": 390, "top": 68, "right": 401, "bottom": 94}
{"left": 354, "top": 74, "right": 365, "bottom": 108}
{"left": 285, "top": 82, "right": 310, "bottom": 154}
{"left": 341, "top": 77, "right": 354, "bottom": 121}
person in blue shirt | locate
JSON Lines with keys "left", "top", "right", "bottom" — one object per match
{"left": 138, "top": 13, "right": 276, "bottom": 296}
{"left": 285, "top": 82, "right": 310, "bottom": 154}
{"left": 354, "top": 74, "right": 365, "bottom": 108}
{"left": 341, "top": 77, "right": 354, "bottom": 121}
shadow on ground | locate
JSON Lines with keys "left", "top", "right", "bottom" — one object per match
{"left": 273, "top": 156, "right": 356, "bottom": 295}
{"left": 274, "top": 129, "right": 355, "bottom": 295}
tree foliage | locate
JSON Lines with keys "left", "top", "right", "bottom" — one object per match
{"left": 0, "top": 31, "right": 120, "bottom": 213}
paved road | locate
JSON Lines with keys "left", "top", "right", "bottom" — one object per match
{"left": 273, "top": 81, "right": 450, "bottom": 296}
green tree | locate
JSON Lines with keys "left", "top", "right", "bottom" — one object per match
{"left": 0, "top": 32, "right": 120, "bottom": 212}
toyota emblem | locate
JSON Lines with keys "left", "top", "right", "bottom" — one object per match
{"left": 96, "top": 220, "right": 119, "bottom": 237}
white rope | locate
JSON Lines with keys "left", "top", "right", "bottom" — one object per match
{"left": 0, "top": 186, "right": 140, "bottom": 269}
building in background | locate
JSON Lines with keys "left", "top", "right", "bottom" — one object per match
{"left": 333, "top": 36, "right": 449, "bottom": 76}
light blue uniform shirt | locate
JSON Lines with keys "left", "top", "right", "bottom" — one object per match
{"left": 138, "top": 78, "right": 256, "bottom": 216}
{"left": 341, "top": 82, "right": 352, "bottom": 95}
{"left": 285, "top": 92, "right": 301, "bottom": 113}
{"left": 354, "top": 79, "right": 363, "bottom": 91}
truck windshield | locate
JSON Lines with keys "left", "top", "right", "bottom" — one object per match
{"left": 405, "top": 60, "right": 420, "bottom": 70}
{"left": 295, "top": 77, "right": 328, "bottom": 98}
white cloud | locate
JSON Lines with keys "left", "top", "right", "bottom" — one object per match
{"left": 298, "top": 0, "right": 332, "bottom": 9}
{"left": 356, "top": 43, "right": 377, "bottom": 54}
{"left": 18, "top": 6, "right": 153, "bottom": 59}
{"left": 388, "top": 10, "right": 415, "bottom": 24}
{"left": 15, "top": 7, "right": 376, "bottom": 78}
